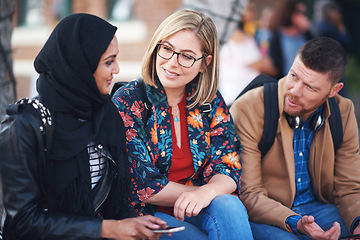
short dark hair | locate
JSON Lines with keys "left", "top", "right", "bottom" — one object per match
{"left": 298, "top": 37, "right": 347, "bottom": 84}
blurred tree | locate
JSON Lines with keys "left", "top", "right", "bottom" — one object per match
{"left": 0, "top": 0, "right": 16, "bottom": 120}
{"left": 338, "top": 0, "right": 360, "bottom": 60}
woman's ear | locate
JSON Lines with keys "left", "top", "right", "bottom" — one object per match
{"left": 200, "top": 55, "right": 213, "bottom": 73}
{"left": 205, "top": 55, "right": 213, "bottom": 66}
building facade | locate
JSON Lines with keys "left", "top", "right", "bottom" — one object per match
{"left": 12, "top": 0, "right": 182, "bottom": 98}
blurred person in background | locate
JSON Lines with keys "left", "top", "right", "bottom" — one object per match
{"left": 312, "top": 0, "right": 351, "bottom": 51}
{"left": 312, "top": 0, "right": 351, "bottom": 97}
{"left": 255, "top": 6, "right": 274, "bottom": 57}
{"left": 268, "top": 0, "right": 312, "bottom": 79}
{"left": 179, "top": 0, "right": 249, "bottom": 46}
{"left": 219, "top": 1, "right": 277, "bottom": 106}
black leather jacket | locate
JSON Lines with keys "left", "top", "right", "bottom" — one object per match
{"left": 0, "top": 103, "right": 112, "bottom": 240}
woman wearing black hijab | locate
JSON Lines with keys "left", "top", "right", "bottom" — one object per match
{"left": 0, "top": 13, "right": 167, "bottom": 239}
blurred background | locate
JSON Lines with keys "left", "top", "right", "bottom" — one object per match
{"left": 1, "top": 0, "right": 360, "bottom": 122}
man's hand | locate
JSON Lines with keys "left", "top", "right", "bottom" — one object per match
{"left": 297, "top": 215, "right": 341, "bottom": 240}
{"left": 101, "top": 215, "right": 168, "bottom": 240}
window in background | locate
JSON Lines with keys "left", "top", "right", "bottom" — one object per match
{"left": 109, "top": 0, "right": 134, "bottom": 21}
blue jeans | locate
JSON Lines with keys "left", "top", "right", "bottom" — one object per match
{"left": 155, "top": 194, "right": 253, "bottom": 240}
{"left": 250, "top": 200, "right": 350, "bottom": 240}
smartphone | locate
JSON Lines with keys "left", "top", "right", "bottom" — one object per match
{"left": 339, "top": 234, "right": 360, "bottom": 239}
{"left": 152, "top": 226, "right": 185, "bottom": 233}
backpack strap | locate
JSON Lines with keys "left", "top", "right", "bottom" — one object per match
{"left": 110, "top": 81, "right": 128, "bottom": 97}
{"left": 137, "top": 78, "right": 152, "bottom": 126}
{"left": 16, "top": 97, "right": 53, "bottom": 156}
{"left": 328, "top": 97, "right": 343, "bottom": 153}
{"left": 135, "top": 78, "right": 214, "bottom": 129}
{"left": 111, "top": 78, "right": 152, "bottom": 126}
{"left": 236, "top": 74, "right": 279, "bottom": 100}
{"left": 9, "top": 98, "right": 54, "bottom": 211}
{"left": 200, "top": 102, "right": 212, "bottom": 129}
{"left": 201, "top": 103, "right": 212, "bottom": 113}
{"left": 258, "top": 82, "right": 279, "bottom": 158}
{"left": 258, "top": 87, "right": 343, "bottom": 157}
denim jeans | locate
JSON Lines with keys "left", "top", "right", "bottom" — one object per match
{"left": 250, "top": 200, "right": 350, "bottom": 240}
{"left": 155, "top": 194, "right": 253, "bottom": 240}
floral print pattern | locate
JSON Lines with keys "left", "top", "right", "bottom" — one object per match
{"left": 112, "top": 80, "right": 242, "bottom": 215}
{"left": 188, "top": 109, "right": 204, "bottom": 128}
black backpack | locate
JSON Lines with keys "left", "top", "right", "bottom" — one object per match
{"left": 0, "top": 97, "right": 53, "bottom": 156}
{"left": 235, "top": 74, "right": 343, "bottom": 158}
{"left": 0, "top": 97, "right": 53, "bottom": 238}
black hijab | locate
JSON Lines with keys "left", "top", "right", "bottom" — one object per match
{"left": 34, "top": 13, "right": 132, "bottom": 218}
{"left": 35, "top": 13, "right": 121, "bottom": 160}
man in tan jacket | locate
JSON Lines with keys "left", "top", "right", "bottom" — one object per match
{"left": 231, "top": 37, "right": 360, "bottom": 240}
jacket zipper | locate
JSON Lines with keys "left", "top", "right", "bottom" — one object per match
{"left": 94, "top": 189, "right": 110, "bottom": 213}
{"left": 93, "top": 145, "right": 116, "bottom": 212}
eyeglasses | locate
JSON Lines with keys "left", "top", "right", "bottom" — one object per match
{"left": 157, "top": 43, "right": 205, "bottom": 68}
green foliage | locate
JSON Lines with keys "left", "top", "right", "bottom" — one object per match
{"left": 345, "top": 54, "right": 360, "bottom": 94}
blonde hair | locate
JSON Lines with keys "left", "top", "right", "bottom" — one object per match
{"left": 141, "top": 9, "right": 219, "bottom": 108}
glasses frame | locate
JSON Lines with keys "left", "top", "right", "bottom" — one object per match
{"left": 156, "top": 43, "right": 205, "bottom": 68}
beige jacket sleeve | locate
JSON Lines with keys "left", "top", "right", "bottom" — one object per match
{"left": 332, "top": 95, "right": 360, "bottom": 231}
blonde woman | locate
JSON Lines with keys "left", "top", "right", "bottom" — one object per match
{"left": 112, "top": 10, "right": 253, "bottom": 239}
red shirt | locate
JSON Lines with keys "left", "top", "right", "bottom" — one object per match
{"left": 157, "top": 96, "right": 194, "bottom": 215}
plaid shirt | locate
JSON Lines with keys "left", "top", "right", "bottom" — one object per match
{"left": 287, "top": 105, "right": 360, "bottom": 234}
{"left": 292, "top": 107, "right": 323, "bottom": 207}
{"left": 286, "top": 106, "right": 323, "bottom": 234}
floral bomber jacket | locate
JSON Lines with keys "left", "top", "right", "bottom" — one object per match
{"left": 112, "top": 80, "right": 242, "bottom": 215}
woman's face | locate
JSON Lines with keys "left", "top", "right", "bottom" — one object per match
{"left": 155, "top": 30, "right": 211, "bottom": 93}
{"left": 93, "top": 36, "right": 120, "bottom": 95}
{"left": 292, "top": 2, "right": 310, "bottom": 32}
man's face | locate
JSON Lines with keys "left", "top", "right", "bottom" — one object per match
{"left": 284, "top": 56, "right": 342, "bottom": 121}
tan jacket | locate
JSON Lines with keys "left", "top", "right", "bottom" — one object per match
{"left": 230, "top": 77, "right": 360, "bottom": 232}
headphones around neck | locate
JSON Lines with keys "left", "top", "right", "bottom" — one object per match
{"left": 286, "top": 110, "right": 325, "bottom": 132}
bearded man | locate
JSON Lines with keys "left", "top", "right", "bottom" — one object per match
{"left": 230, "top": 37, "right": 360, "bottom": 240}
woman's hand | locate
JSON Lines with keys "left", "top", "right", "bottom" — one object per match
{"left": 173, "top": 186, "right": 216, "bottom": 221}
{"left": 101, "top": 215, "right": 168, "bottom": 240}
{"left": 173, "top": 174, "right": 237, "bottom": 221}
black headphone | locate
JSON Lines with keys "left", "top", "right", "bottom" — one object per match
{"left": 286, "top": 110, "right": 325, "bottom": 132}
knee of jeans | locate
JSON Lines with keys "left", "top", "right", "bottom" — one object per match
{"left": 210, "top": 194, "right": 248, "bottom": 216}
